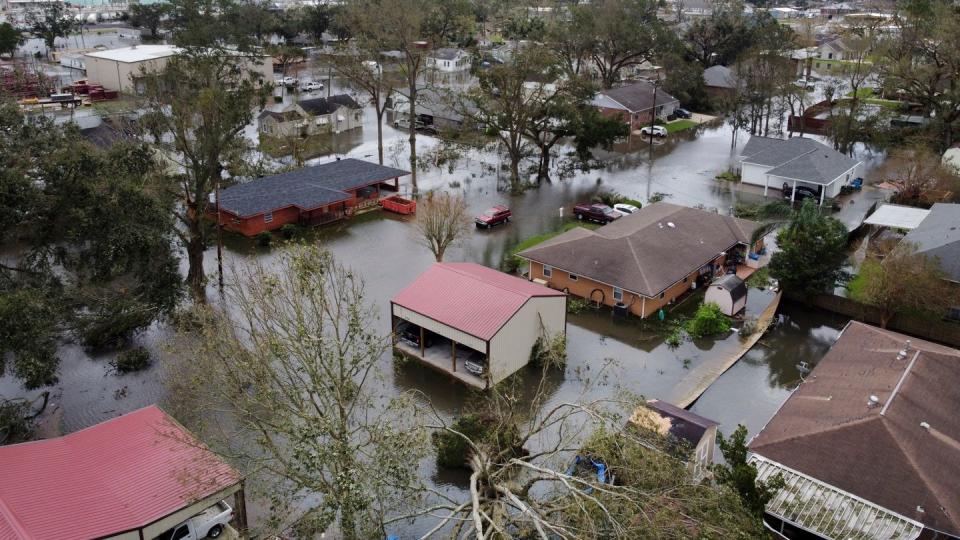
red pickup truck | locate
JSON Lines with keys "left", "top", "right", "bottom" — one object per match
{"left": 476, "top": 205, "right": 512, "bottom": 228}
{"left": 573, "top": 203, "right": 621, "bottom": 224}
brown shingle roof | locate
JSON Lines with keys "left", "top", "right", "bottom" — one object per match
{"left": 749, "top": 321, "right": 960, "bottom": 537}
{"left": 517, "top": 203, "right": 758, "bottom": 297}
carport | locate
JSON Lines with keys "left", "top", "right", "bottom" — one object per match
{"left": 0, "top": 405, "right": 247, "bottom": 540}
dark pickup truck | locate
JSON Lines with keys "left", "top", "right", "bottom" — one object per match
{"left": 573, "top": 203, "right": 621, "bottom": 224}
{"left": 475, "top": 205, "right": 512, "bottom": 228}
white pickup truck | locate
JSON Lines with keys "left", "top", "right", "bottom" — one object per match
{"left": 154, "top": 500, "right": 234, "bottom": 540}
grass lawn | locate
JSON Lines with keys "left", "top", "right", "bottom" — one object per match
{"left": 502, "top": 220, "right": 600, "bottom": 272}
{"left": 846, "top": 272, "right": 867, "bottom": 301}
{"left": 260, "top": 133, "right": 332, "bottom": 158}
{"left": 665, "top": 119, "right": 698, "bottom": 133}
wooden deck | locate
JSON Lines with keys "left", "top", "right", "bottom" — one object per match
{"left": 667, "top": 290, "right": 783, "bottom": 408}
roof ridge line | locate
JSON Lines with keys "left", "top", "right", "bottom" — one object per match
{"left": 879, "top": 420, "right": 958, "bottom": 526}
{"left": 626, "top": 236, "right": 653, "bottom": 296}
{"left": 753, "top": 414, "right": 881, "bottom": 449}
{"left": 439, "top": 264, "right": 533, "bottom": 299}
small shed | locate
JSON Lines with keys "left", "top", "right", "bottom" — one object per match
{"left": 391, "top": 263, "right": 566, "bottom": 389}
{"left": 705, "top": 274, "right": 747, "bottom": 316}
{"left": 630, "top": 399, "right": 719, "bottom": 480}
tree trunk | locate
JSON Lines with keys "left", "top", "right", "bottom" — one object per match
{"left": 375, "top": 106, "right": 384, "bottom": 165}
{"left": 408, "top": 80, "right": 418, "bottom": 195}
{"left": 186, "top": 228, "right": 207, "bottom": 304}
{"left": 536, "top": 143, "right": 551, "bottom": 183}
{"left": 879, "top": 311, "right": 892, "bottom": 329}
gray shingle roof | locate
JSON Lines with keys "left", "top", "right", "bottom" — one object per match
{"left": 902, "top": 203, "right": 960, "bottom": 282}
{"left": 596, "top": 81, "right": 680, "bottom": 113}
{"left": 741, "top": 136, "right": 860, "bottom": 185}
{"left": 298, "top": 94, "right": 361, "bottom": 116}
{"left": 518, "top": 203, "right": 758, "bottom": 297}
{"left": 218, "top": 159, "right": 409, "bottom": 218}
{"left": 703, "top": 65, "right": 737, "bottom": 89}
{"left": 430, "top": 47, "right": 464, "bottom": 61}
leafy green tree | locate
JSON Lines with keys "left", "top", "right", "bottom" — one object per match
{"left": 26, "top": 3, "right": 77, "bottom": 56}
{"left": 683, "top": 0, "right": 753, "bottom": 67}
{"left": 714, "top": 425, "right": 785, "bottom": 517}
{"left": 560, "top": 0, "right": 672, "bottom": 88}
{"left": 854, "top": 243, "right": 960, "bottom": 328}
{"left": 882, "top": 0, "right": 960, "bottom": 149}
{"left": 141, "top": 50, "right": 266, "bottom": 302}
{"left": 0, "top": 104, "right": 180, "bottom": 388}
{"left": 768, "top": 199, "right": 849, "bottom": 298}
{"left": 0, "top": 23, "right": 23, "bottom": 58}
{"left": 128, "top": 3, "right": 170, "bottom": 38}
{"left": 300, "top": 4, "right": 334, "bottom": 42}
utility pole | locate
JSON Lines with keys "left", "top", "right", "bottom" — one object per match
{"left": 215, "top": 177, "right": 224, "bottom": 294}
{"left": 648, "top": 74, "right": 661, "bottom": 155}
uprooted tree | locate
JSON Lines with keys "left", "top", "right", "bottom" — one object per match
{"left": 419, "top": 364, "right": 767, "bottom": 538}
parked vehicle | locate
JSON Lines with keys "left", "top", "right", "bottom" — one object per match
{"left": 398, "top": 321, "right": 433, "bottom": 349}
{"left": 574, "top": 203, "right": 621, "bottom": 224}
{"left": 475, "top": 205, "right": 512, "bottom": 228}
{"left": 613, "top": 203, "right": 640, "bottom": 215}
{"left": 794, "top": 78, "right": 815, "bottom": 90}
{"left": 674, "top": 108, "right": 692, "bottom": 119}
{"left": 154, "top": 500, "right": 233, "bottom": 540}
{"left": 639, "top": 125, "right": 667, "bottom": 138}
{"left": 462, "top": 349, "right": 487, "bottom": 376}
{"left": 300, "top": 81, "right": 324, "bottom": 92}
{"left": 281, "top": 76, "right": 298, "bottom": 88}
{"left": 782, "top": 183, "right": 820, "bottom": 202}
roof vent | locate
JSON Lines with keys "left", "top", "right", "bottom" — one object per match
{"left": 658, "top": 222, "right": 664, "bottom": 228}
{"left": 897, "top": 339, "right": 911, "bottom": 360}
{"left": 917, "top": 506, "right": 925, "bottom": 513}
{"left": 867, "top": 395, "right": 880, "bottom": 408}
{"left": 920, "top": 421, "right": 930, "bottom": 429}
{"left": 667, "top": 222, "right": 676, "bottom": 228}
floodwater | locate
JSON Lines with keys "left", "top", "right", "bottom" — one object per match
{"left": 0, "top": 68, "right": 876, "bottom": 533}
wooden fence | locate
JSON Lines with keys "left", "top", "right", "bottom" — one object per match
{"left": 794, "top": 293, "right": 960, "bottom": 347}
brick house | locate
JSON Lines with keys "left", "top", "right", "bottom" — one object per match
{"left": 590, "top": 81, "right": 680, "bottom": 131}
{"left": 517, "top": 203, "right": 762, "bottom": 318}
{"left": 213, "top": 158, "right": 408, "bottom": 236}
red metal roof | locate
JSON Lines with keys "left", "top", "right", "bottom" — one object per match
{"left": 0, "top": 405, "right": 239, "bottom": 540}
{"left": 391, "top": 263, "right": 564, "bottom": 341}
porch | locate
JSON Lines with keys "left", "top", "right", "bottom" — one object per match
{"left": 394, "top": 338, "right": 487, "bottom": 390}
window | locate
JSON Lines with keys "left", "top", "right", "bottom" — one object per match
{"left": 543, "top": 265, "right": 553, "bottom": 278}
{"left": 683, "top": 277, "right": 687, "bottom": 283}
{"left": 659, "top": 292, "right": 665, "bottom": 299}
{"left": 569, "top": 273, "right": 578, "bottom": 281}
{"left": 828, "top": 53, "right": 834, "bottom": 59}
{"left": 613, "top": 287, "right": 623, "bottom": 302}
{"left": 264, "top": 212, "right": 274, "bottom": 223}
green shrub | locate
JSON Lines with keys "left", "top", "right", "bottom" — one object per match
{"left": 592, "top": 191, "right": 643, "bottom": 209}
{"left": 255, "top": 231, "right": 273, "bottom": 247}
{"left": 567, "top": 297, "right": 589, "bottom": 314}
{"left": 530, "top": 333, "right": 567, "bottom": 369}
{"left": 745, "top": 267, "right": 771, "bottom": 289}
{"left": 648, "top": 192, "right": 672, "bottom": 204}
{"left": 280, "top": 224, "right": 298, "bottom": 239}
{"left": 110, "top": 346, "right": 152, "bottom": 374}
{"left": 715, "top": 170, "right": 740, "bottom": 182}
{"left": 685, "top": 302, "right": 731, "bottom": 338}
{"left": 432, "top": 414, "right": 523, "bottom": 469}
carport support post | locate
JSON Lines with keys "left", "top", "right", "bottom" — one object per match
{"left": 791, "top": 179, "right": 797, "bottom": 203}
{"left": 819, "top": 185, "right": 826, "bottom": 206}
{"left": 763, "top": 175, "right": 769, "bottom": 197}
{"left": 236, "top": 480, "right": 249, "bottom": 535}
{"left": 420, "top": 327, "right": 425, "bottom": 357}
{"left": 451, "top": 340, "right": 457, "bottom": 372}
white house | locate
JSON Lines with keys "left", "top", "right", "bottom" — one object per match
{"left": 739, "top": 136, "right": 862, "bottom": 205}
{"left": 257, "top": 94, "right": 363, "bottom": 138}
{"left": 425, "top": 47, "right": 471, "bottom": 73}
{"left": 391, "top": 263, "right": 566, "bottom": 389}
{"left": 817, "top": 38, "right": 851, "bottom": 61}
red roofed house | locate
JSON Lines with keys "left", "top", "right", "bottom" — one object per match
{"left": 391, "top": 262, "right": 567, "bottom": 389}
{"left": 0, "top": 405, "right": 246, "bottom": 540}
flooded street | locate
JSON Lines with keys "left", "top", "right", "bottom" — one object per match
{"left": 1, "top": 72, "right": 877, "bottom": 532}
